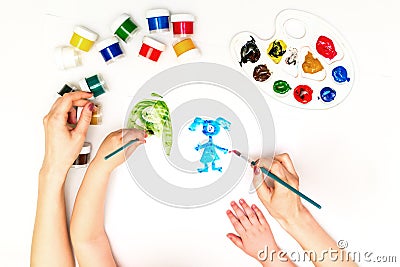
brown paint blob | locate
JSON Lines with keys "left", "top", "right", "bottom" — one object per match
{"left": 253, "top": 64, "right": 272, "bottom": 82}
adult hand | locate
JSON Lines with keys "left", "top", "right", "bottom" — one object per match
{"left": 41, "top": 91, "right": 94, "bottom": 180}
{"left": 253, "top": 154, "right": 306, "bottom": 227}
{"left": 91, "top": 129, "right": 147, "bottom": 173}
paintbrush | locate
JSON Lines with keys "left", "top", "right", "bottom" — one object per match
{"left": 230, "top": 150, "right": 321, "bottom": 209}
{"left": 104, "top": 139, "right": 139, "bottom": 160}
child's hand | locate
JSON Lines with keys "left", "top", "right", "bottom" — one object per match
{"left": 226, "top": 199, "right": 280, "bottom": 265}
{"left": 253, "top": 154, "right": 306, "bottom": 228}
{"left": 92, "top": 129, "right": 147, "bottom": 172}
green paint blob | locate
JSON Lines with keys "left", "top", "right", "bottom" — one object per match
{"left": 115, "top": 18, "right": 138, "bottom": 42}
{"left": 273, "top": 80, "right": 291, "bottom": 94}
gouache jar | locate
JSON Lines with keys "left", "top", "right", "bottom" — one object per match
{"left": 58, "top": 83, "right": 77, "bottom": 96}
{"left": 79, "top": 74, "right": 107, "bottom": 98}
{"left": 172, "top": 38, "right": 200, "bottom": 61}
{"left": 70, "top": 26, "right": 98, "bottom": 52}
{"left": 171, "top": 14, "right": 195, "bottom": 37}
{"left": 71, "top": 142, "right": 91, "bottom": 168}
{"left": 146, "top": 9, "right": 170, "bottom": 33}
{"left": 96, "top": 37, "right": 124, "bottom": 64}
{"left": 139, "top": 37, "right": 166, "bottom": 62}
{"left": 111, "top": 13, "right": 140, "bottom": 43}
{"left": 54, "top": 46, "right": 82, "bottom": 70}
{"left": 90, "top": 103, "right": 102, "bottom": 125}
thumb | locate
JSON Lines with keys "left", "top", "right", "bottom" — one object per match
{"left": 73, "top": 102, "right": 93, "bottom": 136}
{"left": 254, "top": 166, "right": 272, "bottom": 202}
{"left": 227, "top": 233, "right": 244, "bottom": 250}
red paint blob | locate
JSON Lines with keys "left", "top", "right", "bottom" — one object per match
{"left": 316, "top": 36, "right": 337, "bottom": 60}
{"left": 294, "top": 85, "right": 313, "bottom": 104}
{"left": 172, "top": 21, "right": 194, "bottom": 35}
{"left": 139, "top": 43, "right": 162, "bottom": 62}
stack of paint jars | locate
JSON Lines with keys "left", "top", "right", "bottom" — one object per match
{"left": 141, "top": 9, "right": 200, "bottom": 62}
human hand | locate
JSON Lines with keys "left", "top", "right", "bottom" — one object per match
{"left": 41, "top": 91, "right": 94, "bottom": 180}
{"left": 92, "top": 129, "right": 147, "bottom": 173}
{"left": 226, "top": 199, "right": 281, "bottom": 265}
{"left": 253, "top": 154, "right": 306, "bottom": 228}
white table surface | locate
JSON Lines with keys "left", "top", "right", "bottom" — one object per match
{"left": 1, "top": 0, "right": 399, "bottom": 266}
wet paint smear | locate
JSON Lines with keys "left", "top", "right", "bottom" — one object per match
{"left": 239, "top": 36, "right": 261, "bottom": 66}
{"left": 273, "top": 80, "right": 291, "bottom": 95}
{"left": 294, "top": 85, "right": 313, "bottom": 104}
{"left": 316, "top": 35, "right": 337, "bottom": 60}
{"left": 302, "top": 51, "right": 324, "bottom": 74}
{"left": 319, "top": 87, "right": 336, "bottom": 102}
{"left": 253, "top": 64, "right": 272, "bottom": 82}
{"left": 285, "top": 48, "right": 298, "bottom": 65}
{"left": 332, "top": 66, "right": 350, "bottom": 83}
{"left": 188, "top": 117, "right": 231, "bottom": 173}
{"left": 267, "top": 40, "right": 287, "bottom": 64}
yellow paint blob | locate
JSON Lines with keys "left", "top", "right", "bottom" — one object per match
{"left": 267, "top": 40, "right": 287, "bottom": 64}
{"left": 302, "top": 51, "right": 324, "bottom": 74}
{"left": 173, "top": 38, "right": 196, "bottom": 57}
{"left": 70, "top": 33, "right": 95, "bottom": 52}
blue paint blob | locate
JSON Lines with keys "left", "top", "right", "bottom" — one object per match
{"left": 332, "top": 66, "right": 350, "bottom": 83}
{"left": 99, "top": 42, "right": 124, "bottom": 62}
{"left": 188, "top": 117, "right": 231, "bottom": 173}
{"left": 320, "top": 87, "right": 336, "bottom": 102}
{"left": 147, "top": 16, "right": 169, "bottom": 32}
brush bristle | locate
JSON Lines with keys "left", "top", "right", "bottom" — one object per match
{"left": 231, "top": 150, "right": 241, "bottom": 157}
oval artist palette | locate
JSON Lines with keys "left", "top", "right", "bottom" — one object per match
{"left": 230, "top": 9, "right": 355, "bottom": 109}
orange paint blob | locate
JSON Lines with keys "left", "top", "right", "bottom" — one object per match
{"left": 302, "top": 51, "right": 324, "bottom": 74}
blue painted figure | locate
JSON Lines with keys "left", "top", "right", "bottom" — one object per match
{"left": 188, "top": 117, "right": 231, "bottom": 173}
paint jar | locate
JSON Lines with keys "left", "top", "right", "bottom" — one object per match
{"left": 58, "top": 83, "right": 77, "bottom": 96}
{"left": 172, "top": 38, "right": 201, "bottom": 61}
{"left": 171, "top": 14, "right": 195, "bottom": 37}
{"left": 77, "top": 102, "right": 102, "bottom": 125}
{"left": 54, "top": 46, "right": 82, "bottom": 70}
{"left": 90, "top": 103, "right": 102, "bottom": 125}
{"left": 70, "top": 26, "right": 98, "bottom": 52}
{"left": 71, "top": 142, "right": 91, "bottom": 168}
{"left": 79, "top": 74, "right": 107, "bottom": 98}
{"left": 146, "top": 9, "right": 170, "bottom": 33}
{"left": 111, "top": 13, "right": 140, "bottom": 43}
{"left": 139, "top": 37, "right": 166, "bottom": 62}
{"left": 96, "top": 37, "right": 124, "bottom": 64}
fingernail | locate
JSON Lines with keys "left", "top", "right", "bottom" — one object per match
{"left": 88, "top": 103, "right": 94, "bottom": 111}
{"left": 239, "top": 199, "right": 244, "bottom": 204}
{"left": 252, "top": 204, "right": 257, "bottom": 209}
{"left": 254, "top": 166, "right": 261, "bottom": 175}
{"left": 226, "top": 210, "right": 231, "bottom": 215}
{"left": 230, "top": 201, "right": 235, "bottom": 206}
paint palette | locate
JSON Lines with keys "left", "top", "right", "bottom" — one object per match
{"left": 230, "top": 9, "right": 355, "bottom": 109}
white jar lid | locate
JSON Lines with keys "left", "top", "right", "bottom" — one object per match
{"left": 73, "top": 26, "right": 99, "bottom": 41}
{"left": 54, "top": 46, "right": 77, "bottom": 70}
{"left": 171, "top": 14, "right": 195, "bottom": 22}
{"left": 78, "top": 79, "right": 90, "bottom": 92}
{"left": 110, "top": 13, "right": 131, "bottom": 33}
{"left": 80, "top": 142, "right": 92, "bottom": 154}
{"left": 96, "top": 37, "right": 120, "bottom": 51}
{"left": 146, "top": 9, "right": 170, "bottom": 18}
{"left": 142, "top": 36, "right": 166, "bottom": 51}
{"left": 178, "top": 48, "right": 201, "bottom": 62}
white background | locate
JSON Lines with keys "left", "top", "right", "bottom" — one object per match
{"left": 1, "top": 0, "right": 399, "bottom": 266}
